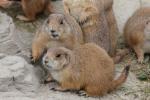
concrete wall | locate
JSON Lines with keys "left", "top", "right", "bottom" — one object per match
{"left": 113, "top": 0, "right": 150, "bottom": 34}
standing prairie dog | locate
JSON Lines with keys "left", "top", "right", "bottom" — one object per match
{"left": 103, "top": 0, "right": 119, "bottom": 56}
{"left": 63, "top": 0, "right": 110, "bottom": 53}
{"left": 16, "top": 0, "right": 52, "bottom": 21}
{"left": 63, "top": 0, "right": 118, "bottom": 56}
{"left": 124, "top": 7, "right": 150, "bottom": 63}
{"left": 31, "top": 13, "right": 83, "bottom": 62}
{"left": 43, "top": 43, "right": 130, "bottom": 96}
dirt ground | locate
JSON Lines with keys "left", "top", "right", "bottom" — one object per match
{"left": 0, "top": 0, "right": 149, "bottom": 99}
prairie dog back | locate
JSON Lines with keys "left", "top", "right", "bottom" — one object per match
{"left": 124, "top": 7, "right": 150, "bottom": 63}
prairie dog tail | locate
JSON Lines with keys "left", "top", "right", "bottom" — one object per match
{"left": 110, "top": 65, "right": 130, "bottom": 91}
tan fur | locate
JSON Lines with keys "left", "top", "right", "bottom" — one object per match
{"left": 43, "top": 43, "right": 129, "bottom": 96}
{"left": 104, "top": 0, "right": 119, "bottom": 56}
{"left": 32, "top": 13, "right": 83, "bottom": 61}
{"left": 63, "top": 0, "right": 118, "bottom": 56}
{"left": 17, "top": 0, "right": 52, "bottom": 21}
{"left": 124, "top": 7, "right": 150, "bottom": 63}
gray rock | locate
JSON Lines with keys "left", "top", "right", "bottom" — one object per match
{"left": 0, "top": 11, "right": 34, "bottom": 58}
{"left": 0, "top": 54, "right": 41, "bottom": 93}
{"left": 0, "top": 12, "right": 14, "bottom": 42}
{"left": 0, "top": 12, "right": 20, "bottom": 55}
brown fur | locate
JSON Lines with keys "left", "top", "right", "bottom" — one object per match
{"left": 124, "top": 7, "right": 150, "bottom": 63}
{"left": 104, "top": 0, "right": 119, "bottom": 56}
{"left": 32, "top": 13, "right": 83, "bottom": 62}
{"left": 17, "top": 0, "right": 52, "bottom": 21}
{"left": 43, "top": 43, "right": 129, "bottom": 96}
{"left": 63, "top": 0, "right": 118, "bottom": 56}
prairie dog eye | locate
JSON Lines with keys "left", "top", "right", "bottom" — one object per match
{"left": 60, "top": 20, "right": 64, "bottom": 25}
{"left": 56, "top": 54, "right": 62, "bottom": 58}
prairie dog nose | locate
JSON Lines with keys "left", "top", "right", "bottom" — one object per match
{"left": 51, "top": 30, "right": 55, "bottom": 33}
{"left": 50, "top": 30, "right": 59, "bottom": 38}
{"left": 51, "top": 32, "right": 59, "bottom": 38}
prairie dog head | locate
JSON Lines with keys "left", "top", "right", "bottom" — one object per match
{"left": 43, "top": 14, "right": 72, "bottom": 40}
{"left": 43, "top": 47, "right": 73, "bottom": 71}
{"left": 64, "top": 0, "right": 99, "bottom": 23}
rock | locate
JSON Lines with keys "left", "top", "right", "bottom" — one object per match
{"left": 0, "top": 11, "right": 34, "bottom": 58}
{"left": 0, "top": 54, "right": 41, "bottom": 93}
{"left": 113, "top": 0, "right": 140, "bottom": 33}
{"left": 0, "top": 12, "right": 14, "bottom": 42}
{"left": 0, "top": 12, "right": 20, "bottom": 55}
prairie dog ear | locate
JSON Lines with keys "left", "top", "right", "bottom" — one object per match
{"left": 64, "top": 50, "right": 71, "bottom": 59}
{"left": 60, "top": 47, "right": 73, "bottom": 64}
{"left": 64, "top": 51, "right": 72, "bottom": 67}
{"left": 84, "top": 6, "right": 98, "bottom": 14}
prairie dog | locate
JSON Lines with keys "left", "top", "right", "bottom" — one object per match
{"left": 124, "top": 7, "right": 150, "bottom": 63}
{"left": 103, "top": 0, "right": 119, "bottom": 56}
{"left": 32, "top": 13, "right": 83, "bottom": 62}
{"left": 17, "top": 0, "right": 52, "bottom": 21}
{"left": 63, "top": 0, "right": 118, "bottom": 56}
{"left": 43, "top": 43, "right": 130, "bottom": 96}
{"left": 63, "top": 0, "right": 110, "bottom": 53}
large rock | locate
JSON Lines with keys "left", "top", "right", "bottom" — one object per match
{"left": 0, "top": 12, "right": 14, "bottom": 42}
{"left": 0, "top": 54, "right": 41, "bottom": 93}
{"left": 0, "top": 11, "right": 34, "bottom": 57}
{"left": 0, "top": 12, "right": 19, "bottom": 54}
{"left": 113, "top": 0, "right": 140, "bottom": 33}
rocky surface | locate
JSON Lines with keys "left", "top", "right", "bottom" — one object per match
{"left": 0, "top": 12, "right": 18, "bottom": 55}
{"left": 0, "top": 54, "right": 41, "bottom": 93}
{"left": 0, "top": 10, "right": 33, "bottom": 57}
{"left": 0, "top": 0, "right": 149, "bottom": 100}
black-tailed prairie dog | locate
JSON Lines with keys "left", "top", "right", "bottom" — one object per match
{"left": 103, "top": 0, "right": 119, "bottom": 56}
{"left": 43, "top": 43, "right": 130, "bottom": 96}
{"left": 31, "top": 13, "right": 83, "bottom": 62}
{"left": 63, "top": 0, "right": 118, "bottom": 56}
{"left": 16, "top": 0, "right": 52, "bottom": 21}
{"left": 63, "top": 0, "right": 110, "bottom": 53}
{"left": 124, "top": 7, "right": 150, "bottom": 63}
